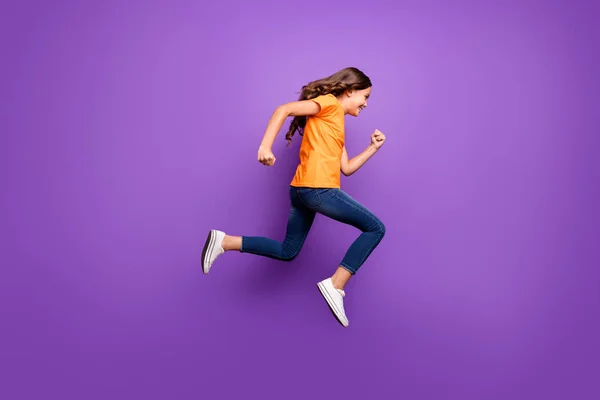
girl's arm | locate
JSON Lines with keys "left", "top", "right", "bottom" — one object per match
{"left": 259, "top": 100, "right": 320, "bottom": 149}
{"left": 341, "top": 129, "right": 386, "bottom": 176}
{"left": 340, "top": 145, "right": 379, "bottom": 176}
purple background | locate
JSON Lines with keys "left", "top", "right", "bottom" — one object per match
{"left": 2, "top": 0, "right": 599, "bottom": 399}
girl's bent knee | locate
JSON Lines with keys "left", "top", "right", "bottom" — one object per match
{"left": 281, "top": 248, "right": 300, "bottom": 262}
{"left": 281, "top": 254, "right": 297, "bottom": 262}
{"left": 378, "top": 222, "right": 386, "bottom": 236}
{"left": 367, "top": 219, "right": 386, "bottom": 236}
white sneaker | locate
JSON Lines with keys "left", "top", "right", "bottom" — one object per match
{"left": 201, "top": 229, "right": 225, "bottom": 274}
{"left": 317, "top": 278, "right": 349, "bottom": 327}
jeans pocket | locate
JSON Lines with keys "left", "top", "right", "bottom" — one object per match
{"left": 296, "top": 188, "right": 322, "bottom": 209}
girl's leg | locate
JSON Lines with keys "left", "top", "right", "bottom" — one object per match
{"left": 221, "top": 235, "right": 242, "bottom": 251}
{"left": 317, "top": 189, "right": 386, "bottom": 284}
{"left": 238, "top": 201, "right": 316, "bottom": 261}
{"left": 307, "top": 188, "right": 385, "bottom": 328}
{"left": 201, "top": 187, "right": 316, "bottom": 274}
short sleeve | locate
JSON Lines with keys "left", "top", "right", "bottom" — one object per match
{"left": 311, "top": 94, "right": 338, "bottom": 117}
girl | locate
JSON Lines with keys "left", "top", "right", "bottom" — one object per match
{"left": 201, "top": 67, "right": 386, "bottom": 327}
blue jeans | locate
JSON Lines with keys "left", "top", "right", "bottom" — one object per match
{"left": 240, "top": 186, "right": 386, "bottom": 274}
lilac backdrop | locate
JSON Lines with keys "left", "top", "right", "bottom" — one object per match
{"left": 2, "top": 0, "right": 599, "bottom": 399}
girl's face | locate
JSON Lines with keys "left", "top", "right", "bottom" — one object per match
{"left": 346, "top": 87, "right": 372, "bottom": 117}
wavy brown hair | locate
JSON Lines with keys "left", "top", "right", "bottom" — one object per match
{"left": 285, "top": 67, "right": 372, "bottom": 145}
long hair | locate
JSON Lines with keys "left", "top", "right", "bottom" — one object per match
{"left": 285, "top": 67, "right": 372, "bottom": 145}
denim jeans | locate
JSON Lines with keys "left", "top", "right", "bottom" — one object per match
{"left": 240, "top": 186, "right": 386, "bottom": 274}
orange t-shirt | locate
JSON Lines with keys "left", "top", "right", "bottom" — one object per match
{"left": 290, "top": 94, "right": 345, "bottom": 188}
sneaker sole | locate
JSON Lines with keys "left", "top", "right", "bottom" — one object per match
{"left": 201, "top": 230, "right": 216, "bottom": 274}
{"left": 317, "top": 282, "right": 349, "bottom": 328}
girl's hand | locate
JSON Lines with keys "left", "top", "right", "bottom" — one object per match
{"left": 371, "top": 129, "right": 386, "bottom": 149}
{"left": 258, "top": 145, "right": 276, "bottom": 166}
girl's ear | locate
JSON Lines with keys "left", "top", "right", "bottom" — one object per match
{"left": 346, "top": 90, "right": 353, "bottom": 97}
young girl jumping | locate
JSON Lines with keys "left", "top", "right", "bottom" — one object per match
{"left": 201, "top": 67, "right": 386, "bottom": 327}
